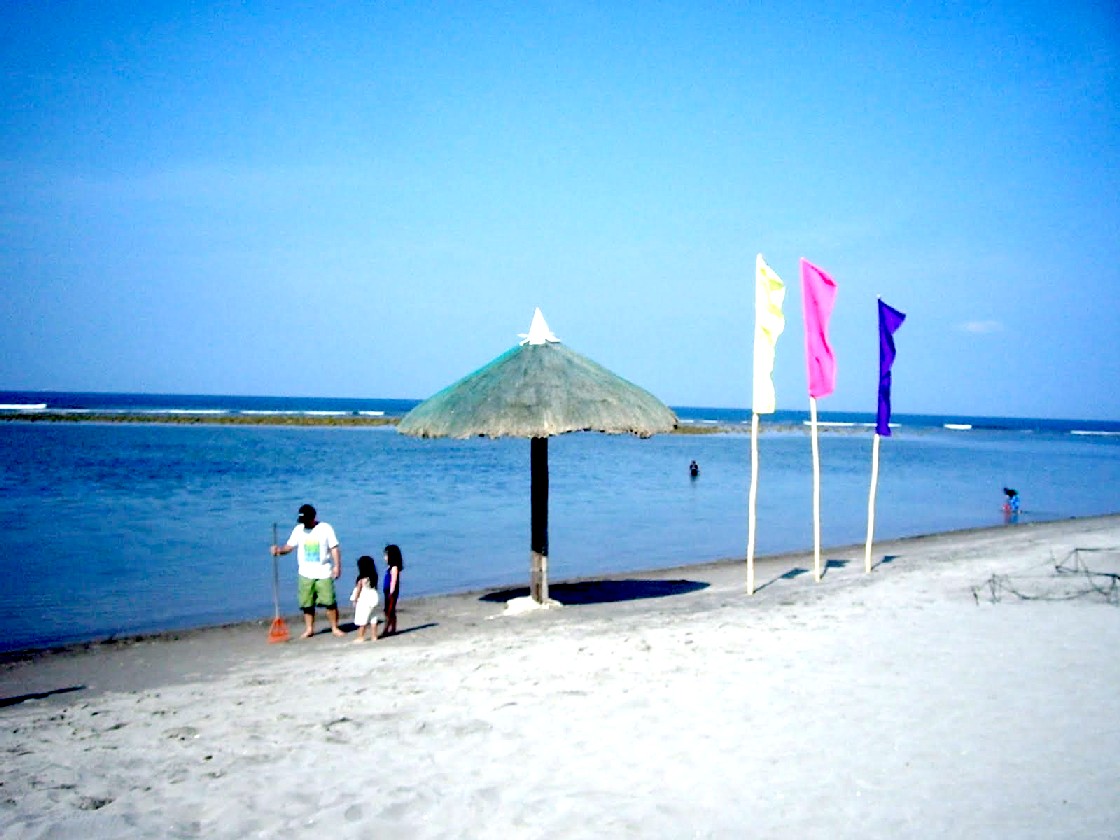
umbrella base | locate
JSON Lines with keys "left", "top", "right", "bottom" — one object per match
{"left": 530, "top": 551, "right": 550, "bottom": 604}
{"left": 502, "top": 595, "right": 562, "bottom": 615}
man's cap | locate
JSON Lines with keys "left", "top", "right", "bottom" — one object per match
{"left": 297, "top": 503, "right": 316, "bottom": 524}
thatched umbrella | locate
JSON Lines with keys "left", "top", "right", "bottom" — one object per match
{"left": 398, "top": 309, "right": 677, "bottom": 604}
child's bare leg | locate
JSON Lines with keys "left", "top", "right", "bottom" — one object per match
{"left": 301, "top": 610, "right": 315, "bottom": 638}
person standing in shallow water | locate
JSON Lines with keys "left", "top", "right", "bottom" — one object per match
{"left": 272, "top": 504, "right": 344, "bottom": 638}
{"left": 1002, "top": 487, "right": 1021, "bottom": 519}
{"left": 381, "top": 544, "right": 403, "bottom": 638}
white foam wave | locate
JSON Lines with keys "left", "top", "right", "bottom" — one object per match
{"left": 800, "top": 421, "right": 877, "bottom": 428}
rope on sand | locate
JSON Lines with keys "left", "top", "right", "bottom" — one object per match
{"left": 971, "top": 547, "right": 1120, "bottom": 605}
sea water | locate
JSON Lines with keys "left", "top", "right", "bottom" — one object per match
{"left": 1, "top": 392, "right": 1118, "bottom": 652}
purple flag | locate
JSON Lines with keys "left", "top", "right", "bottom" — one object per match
{"left": 876, "top": 299, "right": 906, "bottom": 436}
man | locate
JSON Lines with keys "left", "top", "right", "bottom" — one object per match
{"left": 271, "top": 503, "right": 344, "bottom": 638}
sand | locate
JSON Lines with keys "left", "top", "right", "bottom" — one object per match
{"left": 2, "top": 516, "right": 1119, "bottom": 839}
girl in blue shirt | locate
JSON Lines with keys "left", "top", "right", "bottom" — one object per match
{"left": 381, "top": 544, "right": 403, "bottom": 638}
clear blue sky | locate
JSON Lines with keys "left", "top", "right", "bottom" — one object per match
{"left": 2, "top": 1, "right": 1117, "bottom": 419}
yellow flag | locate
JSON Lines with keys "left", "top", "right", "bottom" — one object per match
{"left": 753, "top": 254, "right": 786, "bottom": 414}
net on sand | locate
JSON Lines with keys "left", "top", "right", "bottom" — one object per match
{"left": 972, "top": 547, "right": 1120, "bottom": 605}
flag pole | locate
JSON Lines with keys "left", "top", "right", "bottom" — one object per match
{"left": 809, "top": 396, "right": 822, "bottom": 581}
{"left": 867, "top": 296, "right": 906, "bottom": 574}
{"left": 864, "top": 431, "right": 881, "bottom": 573}
{"left": 751, "top": 253, "right": 787, "bottom": 596}
{"left": 747, "top": 411, "right": 760, "bottom": 594}
{"left": 800, "top": 258, "right": 837, "bottom": 584}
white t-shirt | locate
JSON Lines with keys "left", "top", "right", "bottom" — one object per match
{"left": 286, "top": 522, "right": 340, "bottom": 580}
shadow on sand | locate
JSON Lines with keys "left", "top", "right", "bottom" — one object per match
{"left": 339, "top": 621, "right": 439, "bottom": 638}
{"left": 480, "top": 578, "right": 709, "bottom": 606}
{"left": 755, "top": 557, "right": 852, "bottom": 592}
{"left": 1, "top": 684, "right": 86, "bottom": 708}
{"left": 873, "top": 554, "right": 899, "bottom": 571}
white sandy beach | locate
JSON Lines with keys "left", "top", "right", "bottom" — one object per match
{"left": 2, "top": 516, "right": 1119, "bottom": 839}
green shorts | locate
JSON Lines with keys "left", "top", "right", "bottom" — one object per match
{"left": 298, "top": 576, "right": 337, "bottom": 610}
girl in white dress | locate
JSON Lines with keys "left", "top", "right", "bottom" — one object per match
{"left": 350, "top": 554, "right": 381, "bottom": 642}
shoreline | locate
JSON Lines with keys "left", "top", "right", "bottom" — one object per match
{"left": 0, "top": 411, "right": 401, "bottom": 428}
{"left": 5, "top": 512, "right": 1117, "bottom": 675}
{"left": 4, "top": 513, "right": 1117, "bottom": 663}
{"left": 0, "top": 412, "right": 879, "bottom": 435}
{"left": 3, "top": 513, "right": 1118, "bottom": 837}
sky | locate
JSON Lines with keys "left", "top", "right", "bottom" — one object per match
{"left": 1, "top": 1, "right": 1118, "bottom": 419}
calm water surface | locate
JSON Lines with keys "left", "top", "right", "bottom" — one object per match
{"left": 1, "top": 418, "right": 1118, "bottom": 652}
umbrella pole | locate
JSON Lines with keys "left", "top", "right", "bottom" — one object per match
{"left": 530, "top": 436, "right": 549, "bottom": 603}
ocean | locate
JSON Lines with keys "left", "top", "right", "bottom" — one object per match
{"left": 2, "top": 391, "right": 1118, "bottom": 653}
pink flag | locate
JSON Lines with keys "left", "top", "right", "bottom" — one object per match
{"left": 800, "top": 258, "right": 838, "bottom": 398}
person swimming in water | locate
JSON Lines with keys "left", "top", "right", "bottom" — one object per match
{"left": 689, "top": 460, "right": 699, "bottom": 478}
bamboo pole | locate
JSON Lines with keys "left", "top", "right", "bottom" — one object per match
{"left": 809, "top": 397, "right": 822, "bottom": 581}
{"left": 864, "top": 432, "right": 881, "bottom": 574}
{"left": 747, "top": 412, "right": 760, "bottom": 595}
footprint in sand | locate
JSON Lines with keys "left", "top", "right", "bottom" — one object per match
{"left": 452, "top": 719, "right": 494, "bottom": 737}
{"left": 165, "top": 725, "right": 200, "bottom": 741}
{"left": 77, "top": 795, "right": 113, "bottom": 810}
{"left": 322, "top": 717, "right": 358, "bottom": 743}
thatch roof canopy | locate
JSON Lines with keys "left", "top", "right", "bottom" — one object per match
{"left": 398, "top": 314, "right": 677, "bottom": 440}
{"left": 398, "top": 310, "right": 675, "bottom": 604}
